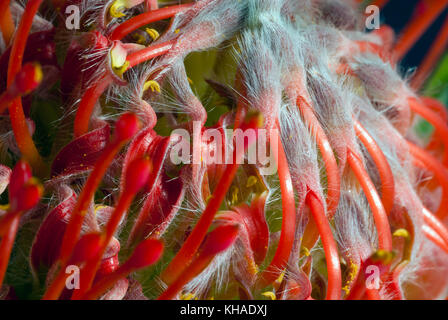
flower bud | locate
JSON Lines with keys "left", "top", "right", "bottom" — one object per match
{"left": 14, "top": 63, "right": 43, "bottom": 95}
{"left": 201, "top": 223, "right": 239, "bottom": 256}
{"left": 124, "top": 238, "right": 164, "bottom": 270}
{"left": 124, "top": 157, "right": 152, "bottom": 194}
{"left": 70, "top": 233, "right": 103, "bottom": 264}
{"left": 114, "top": 113, "right": 140, "bottom": 142}
{"left": 9, "top": 160, "right": 32, "bottom": 203}
{"left": 10, "top": 178, "right": 43, "bottom": 212}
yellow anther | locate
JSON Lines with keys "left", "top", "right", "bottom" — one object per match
{"left": 143, "top": 80, "right": 161, "bottom": 93}
{"left": 342, "top": 285, "right": 350, "bottom": 295}
{"left": 230, "top": 186, "right": 239, "bottom": 204}
{"left": 94, "top": 205, "right": 108, "bottom": 216}
{"left": 342, "top": 284, "right": 349, "bottom": 294}
{"left": 33, "top": 63, "right": 43, "bottom": 85}
{"left": 180, "top": 292, "right": 195, "bottom": 300}
{"left": 275, "top": 271, "right": 285, "bottom": 284}
{"left": 109, "top": 0, "right": 127, "bottom": 18}
{"left": 300, "top": 246, "right": 310, "bottom": 257}
{"left": 261, "top": 291, "right": 276, "bottom": 300}
{"left": 187, "top": 77, "right": 193, "bottom": 85}
{"left": 245, "top": 256, "right": 259, "bottom": 275}
{"left": 145, "top": 28, "right": 160, "bottom": 41}
{"left": 371, "top": 249, "right": 395, "bottom": 264}
{"left": 394, "top": 228, "right": 413, "bottom": 261}
{"left": 0, "top": 204, "right": 10, "bottom": 211}
{"left": 393, "top": 228, "right": 410, "bottom": 240}
{"left": 113, "top": 60, "right": 130, "bottom": 78}
{"left": 348, "top": 261, "right": 358, "bottom": 282}
{"left": 246, "top": 175, "right": 257, "bottom": 188}
{"left": 174, "top": 29, "right": 180, "bottom": 34}
{"left": 133, "top": 33, "right": 147, "bottom": 45}
{"left": 110, "top": 43, "right": 129, "bottom": 78}
{"left": 205, "top": 194, "right": 213, "bottom": 203}
{"left": 342, "top": 260, "right": 359, "bottom": 296}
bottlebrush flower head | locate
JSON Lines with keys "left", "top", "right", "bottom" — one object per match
{"left": 1, "top": 0, "right": 448, "bottom": 301}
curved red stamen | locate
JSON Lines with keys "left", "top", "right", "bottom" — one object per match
{"left": 158, "top": 224, "right": 239, "bottom": 300}
{"left": 0, "top": 0, "right": 14, "bottom": 45}
{"left": 297, "top": 98, "right": 340, "bottom": 218}
{"left": 126, "top": 40, "right": 175, "bottom": 68}
{"left": 81, "top": 238, "right": 163, "bottom": 300}
{"left": 161, "top": 114, "right": 261, "bottom": 285}
{"left": 71, "top": 157, "right": 152, "bottom": 299}
{"left": 43, "top": 114, "right": 139, "bottom": 300}
{"left": 0, "top": 214, "right": 20, "bottom": 286}
{"left": 423, "top": 225, "right": 448, "bottom": 253}
{"left": 110, "top": 4, "right": 193, "bottom": 41}
{"left": 354, "top": 120, "right": 395, "bottom": 215}
{"left": 6, "top": 0, "right": 45, "bottom": 173}
{"left": 0, "top": 162, "right": 42, "bottom": 286}
{"left": 307, "top": 191, "right": 342, "bottom": 300}
{"left": 407, "top": 141, "right": 448, "bottom": 218}
{"left": 257, "top": 126, "right": 296, "bottom": 288}
{"left": 73, "top": 75, "right": 112, "bottom": 138}
{"left": 422, "top": 207, "right": 448, "bottom": 247}
{"left": 347, "top": 150, "right": 393, "bottom": 251}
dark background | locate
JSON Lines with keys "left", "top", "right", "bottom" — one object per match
{"left": 381, "top": 0, "right": 448, "bottom": 70}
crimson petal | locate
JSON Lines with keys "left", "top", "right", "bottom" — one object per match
{"left": 122, "top": 128, "right": 185, "bottom": 245}
{"left": 233, "top": 193, "right": 269, "bottom": 265}
{"left": 51, "top": 123, "right": 110, "bottom": 177}
{"left": 30, "top": 185, "right": 76, "bottom": 271}
{"left": 129, "top": 172, "right": 184, "bottom": 245}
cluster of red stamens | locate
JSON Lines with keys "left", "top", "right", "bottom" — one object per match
{"left": 0, "top": 0, "right": 448, "bottom": 301}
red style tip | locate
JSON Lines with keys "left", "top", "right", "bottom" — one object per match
{"left": 125, "top": 238, "right": 164, "bottom": 270}
{"left": 9, "top": 160, "right": 32, "bottom": 203}
{"left": 201, "top": 223, "right": 240, "bottom": 256}
{"left": 124, "top": 157, "right": 152, "bottom": 193}
{"left": 70, "top": 233, "right": 103, "bottom": 264}
{"left": 114, "top": 113, "right": 140, "bottom": 142}
{"left": 10, "top": 178, "right": 43, "bottom": 212}
{"left": 15, "top": 63, "right": 43, "bottom": 94}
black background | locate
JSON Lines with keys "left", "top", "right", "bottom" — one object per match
{"left": 382, "top": 0, "right": 448, "bottom": 70}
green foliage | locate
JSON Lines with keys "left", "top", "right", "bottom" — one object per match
{"left": 415, "top": 53, "right": 448, "bottom": 140}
